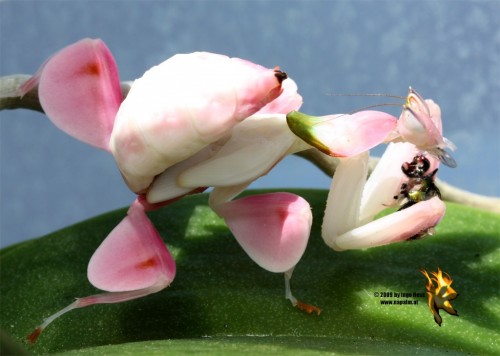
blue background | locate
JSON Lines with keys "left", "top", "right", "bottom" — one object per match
{"left": 1, "top": 0, "right": 499, "bottom": 248}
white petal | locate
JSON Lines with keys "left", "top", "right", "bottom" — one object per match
{"left": 146, "top": 145, "right": 215, "bottom": 203}
{"left": 179, "top": 114, "right": 297, "bottom": 187}
{"left": 359, "top": 142, "right": 418, "bottom": 224}
{"left": 322, "top": 153, "right": 369, "bottom": 249}
{"left": 209, "top": 183, "right": 252, "bottom": 210}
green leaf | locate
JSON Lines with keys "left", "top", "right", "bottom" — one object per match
{"left": 1, "top": 190, "right": 499, "bottom": 355}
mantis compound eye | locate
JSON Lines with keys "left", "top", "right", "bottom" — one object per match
{"left": 273, "top": 67, "right": 288, "bottom": 83}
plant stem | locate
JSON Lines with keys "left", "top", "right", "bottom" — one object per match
{"left": 2, "top": 74, "right": 498, "bottom": 213}
{"left": 296, "top": 149, "right": 500, "bottom": 214}
{"left": 0, "top": 75, "right": 43, "bottom": 112}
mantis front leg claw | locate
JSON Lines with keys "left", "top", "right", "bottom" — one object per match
{"left": 322, "top": 147, "right": 446, "bottom": 252}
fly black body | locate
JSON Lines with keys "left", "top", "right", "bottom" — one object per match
{"left": 394, "top": 154, "right": 442, "bottom": 240}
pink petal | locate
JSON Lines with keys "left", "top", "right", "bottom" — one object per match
{"left": 256, "top": 76, "right": 303, "bottom": 114}
{"left": 287, "top": 110, "right": 397, "bottom": 157}
{"left": 397, "top": 89, "right": 456, "bottom": 167}
{"left": 110, "top": 52, "right": 288, "bottom": 193}
{"left": 35, "top": 38, "right": 122, "bottom": 151}
{"left": 88, "top": 199, "right": 175, "bottom": 292}
{"left": 331, "top": 196, "right": 446, "bottom": 251}
{"left": 398, "top": 94, "right": 442, "bottom": 149}
{"left": 215, "top": 192, "right": 312, "bottom": 273}
{"left": 27, "top": 199, "right": 175, "bottom": 343}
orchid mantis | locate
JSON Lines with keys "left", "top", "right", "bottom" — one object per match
{"left": 22, "top": 38, "right": 317, "bottom": 342}
{"left": 11, "top": 38, "right": 455, "bottom": 343}
{"left": 287, "top": 88, "right": 456, "bottom": 251}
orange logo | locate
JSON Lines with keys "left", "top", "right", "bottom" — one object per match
{"left": 420, "top": 267, "right": 459, "bottom": 326}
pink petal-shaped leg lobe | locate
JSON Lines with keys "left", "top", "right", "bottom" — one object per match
{"left": 27, "top": 200, "right": 175, "bottom": 343}
{"left": 331, "top": 197, "right": 446, "bottom": 251}
{"left": 215, "top": 193, "right": 312, "bottom": 273}
{"left": 287, "top": 110, "right": 397, "bottom": 157}
{"left": 35, "top": 38, "right": 122, "bottom": 150}
{"left": 88, "top": 199, "right": 176, "bottom": 291}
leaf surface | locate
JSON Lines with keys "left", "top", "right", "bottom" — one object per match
{"left": 1, "top": 190, "right": 499, "bottom": 355}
